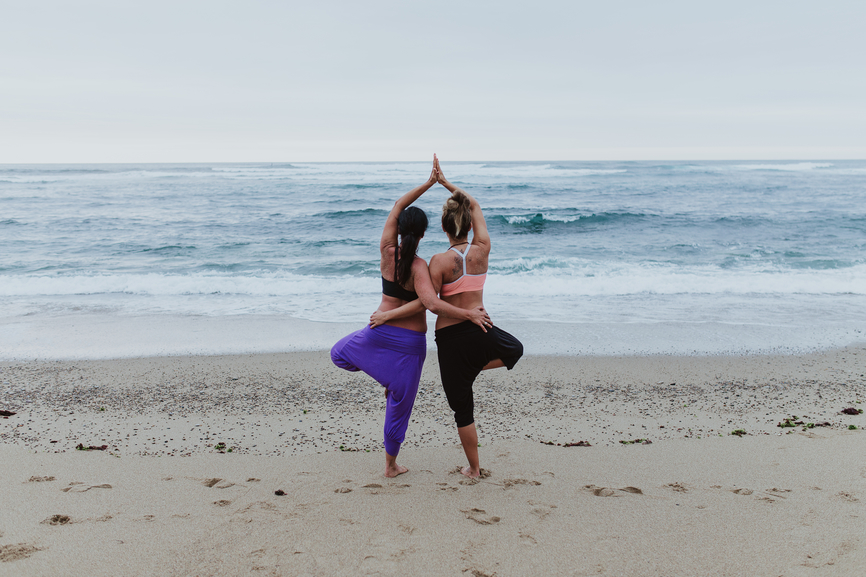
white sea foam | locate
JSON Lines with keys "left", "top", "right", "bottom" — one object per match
{"left": 487, "top": 264, "right": 866, "bottom": 297}
{"left": 502, "top": 213, "right": 588, "bottom": 224}
{"left": 205, "top": 163, "right": 627, "bottom": 182}
{"left": 732, "top": 162, "right": 834, "bottom": 172}
{"left": 0, "top": 272, "right": 379, "bottom": 298}
{"left": 3, "top": 263, "right": 863, "bottom": 303}
{"left": 3, "top": 159, "right": 865, "bottom": 356}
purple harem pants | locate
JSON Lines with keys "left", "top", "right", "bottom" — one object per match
{"left": 330, "top": 324, "right": 426, "bottom": 456}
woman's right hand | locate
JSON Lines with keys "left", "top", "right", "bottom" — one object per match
{"left": 465, "top": 306, "right": 492, "bottom": 333}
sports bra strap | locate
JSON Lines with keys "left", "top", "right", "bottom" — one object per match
{"left": 448, "top": 240, "right": 472, "bottom": 275}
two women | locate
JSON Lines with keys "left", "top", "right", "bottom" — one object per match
{"left": 372, "top": 156, "right": 523, "bottom": 478}
{"left": 330, "top": 158, "right": 492, "bottom": 478}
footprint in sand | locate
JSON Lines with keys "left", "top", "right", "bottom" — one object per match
{"left": 530, "top": 503, "right": 557, "bottom": 520}
{"left": 585, "top": 486, "right": 616, "bottom": 497}
{"left": 452, "top": 467, "right": 492, "bottom": 485}
{"left": 41, "top": 515, "right": 72, "bottom": 526}
{"left": 730, "top": 488, "right": 754, "bottom": 496}
{"left": 362, "top": 483, "right": 383, "bottom": 495}
{"left": 0, "top": 543, "right": 43, "bottom": 562}
{"left": 502, "top": 478, "right": 542, "bottom": 489}
{"left": 335, "top": 487, "right": 353, "bottom": 494}
{"left": 767, "top": 488, "right": 792, "bottom": 499}
{"left": 583, "top": 485, "right": 643, "bottom": 497}
{"left": 202, "top": 478, "right": 235, "bottom": 489}
{"left": 664, "top": 482, "right": 689, "bottom": 493}
{"left": 836, "top": 491, "right": 859, "bottom": 503}
{"left": 461, "top": 508, "right": 500, "bottom": 525}
{"left": 214, "top": 500, "right": 232, "bottom": 507}
{"left": 61, "top": 483, "right": 112, "bottom": 493}
{"left": 27, "top": 476, "right": 56, "bottom": 483}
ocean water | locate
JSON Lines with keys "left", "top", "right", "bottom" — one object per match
{"left": 1, "top": 160, "right": 865, "bottom": 358}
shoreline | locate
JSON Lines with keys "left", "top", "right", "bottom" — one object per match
{"left": 2, "top": 312, "right": 865, "bottom": 361}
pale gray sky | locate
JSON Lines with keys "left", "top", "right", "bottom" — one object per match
{"left": 2, "top": 0, "right": 864, "bottom": 162}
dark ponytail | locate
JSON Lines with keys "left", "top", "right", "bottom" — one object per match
{"left": 395, "top": 206, "right": 428, "bottom": 285}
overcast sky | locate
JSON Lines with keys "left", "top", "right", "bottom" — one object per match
{"left": 1, "top": 1, "right": 864, "bottom": 162}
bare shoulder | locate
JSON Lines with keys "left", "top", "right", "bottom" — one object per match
{"left": 428, "top": 252, "right": 450, "bottom": 275}
{"left": 469, "top": 242, "right": 490, "bottom": 259}
{"left": 411, "top": 255, "right": 429, "bottom": 271}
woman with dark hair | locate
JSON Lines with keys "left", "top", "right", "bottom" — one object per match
{"left": 330, "top": 157, "right": 491, "bottom": 478}
{"left": 372, "top": 156, "right": 523, "bottom": 479}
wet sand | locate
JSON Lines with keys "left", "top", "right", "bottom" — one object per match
{"left": 1, "top": 347, "right": 865, "bottom": 575}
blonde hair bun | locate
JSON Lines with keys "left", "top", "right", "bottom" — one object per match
{"left": 441, "top": 191, "right": 472, "bottom": 238}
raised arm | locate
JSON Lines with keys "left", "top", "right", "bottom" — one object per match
{"left": 380, "top": 157, "right": 438, "bottom": 253}
{"left": 434, "top": 156, "right": 490, "bottom": 250}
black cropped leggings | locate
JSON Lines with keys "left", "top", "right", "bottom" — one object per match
{"left": 434, "top": 321, "right": 523, "bottom": 428}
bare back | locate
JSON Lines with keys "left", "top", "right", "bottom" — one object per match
{"left": 378, "top": 246, "right": 427, "bottom": 332}
{"left": 429, "top": 242, "right": 489, "bottom": 330}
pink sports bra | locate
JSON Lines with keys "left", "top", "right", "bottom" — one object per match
{"left": 440, "top": 242, "right": 487, "bottom": 296}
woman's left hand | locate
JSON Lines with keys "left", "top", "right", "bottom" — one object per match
{"left": 427, "top": 158, "right": 439, "bottom": 184}
{"left": 369, "top": 310, "right": 390, "bottom": 327}
{"left": 466, "top": 306, "right": 493, "bottom": 333}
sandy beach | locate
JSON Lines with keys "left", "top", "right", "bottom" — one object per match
{"left": 2, "top": 347, "right": 865, "bottom": 576}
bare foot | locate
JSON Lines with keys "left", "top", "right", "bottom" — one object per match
{"left": 461, "top": 466, "right": 480, "bottom": 479}
{"left": 385, "top": 463, "right": 409, "bottom": 478}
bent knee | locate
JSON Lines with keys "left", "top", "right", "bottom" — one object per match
{"left": 330, "top": 347, "right": 359, "bottom": 372}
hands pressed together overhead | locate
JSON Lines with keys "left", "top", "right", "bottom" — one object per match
{"left": 427, "top": 154, "right": 452, "bottom": 188}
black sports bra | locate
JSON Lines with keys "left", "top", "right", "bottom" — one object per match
{"left": 382, "top": 276, "right": 418, "bottom": 301}
{"left": 382, "top": 248, "right": 418, "bottom": 301}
